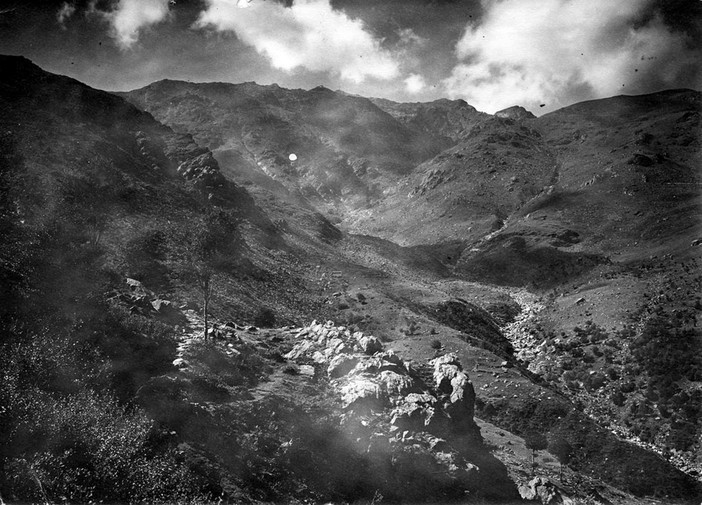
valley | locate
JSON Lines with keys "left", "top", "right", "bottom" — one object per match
{"left": 1, "top": 55, "right": 700, "bottom": 504}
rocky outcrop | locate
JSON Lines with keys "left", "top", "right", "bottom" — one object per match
{"left": 284, "top": 320, "right": 518, "bottom": 501}
{"left": 495, "top": 105, "right": 537, "bottom": 120}
{"left": 114, "top": 278, "right": 184, "bottom": 323}
{"left": 518, "top": 477, "right": 575, "bottom": 504}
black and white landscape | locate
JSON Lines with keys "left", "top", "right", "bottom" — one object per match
{"left": 1, "top": 1, "right": 701, "bottom": 504}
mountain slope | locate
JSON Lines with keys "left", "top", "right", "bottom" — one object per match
{"left": 122, "top": 80, "right": 444, "bottom": 220}
{"left": 369, "top": 96, "right": 489, "bottom": 144}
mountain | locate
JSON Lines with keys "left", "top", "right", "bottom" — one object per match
{"left": 369, "top": 96, "right": 488, "bottom": 143}
{"left": 1, "top": 55, "right": 701, "bottom": 504}
{"left": 495, "top": 105, "right": 537, "bottom": 120}
{"left": 121, "top": 80, "right": 444, "bottom": 222}
{"left": 122, "top": 76, "right": 702, "bottom": 496}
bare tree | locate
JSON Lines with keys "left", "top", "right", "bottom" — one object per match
{"left": 194, "top": 261, "right": 213, "bottom": 341}
{"left": 547, "top": 436, "right": 573, "bottom": 482}
{"left": 524, "top": 430, "right": 548, "bottom": 475}
{"left": 180, "top": 209, "right": 238, "bottom": 341}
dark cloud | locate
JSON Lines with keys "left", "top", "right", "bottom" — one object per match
{"left": 639, "top": 0, "right": 702, "bottom": 43}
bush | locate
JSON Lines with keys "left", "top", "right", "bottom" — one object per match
{"left": 606, "top": 367, "right": 620, "bottom": 380}
{"left": 631, "top": 312, "right": 700, "bottom": 385}
{"left": 620, "top": 381, "right": 636, "bottom": 394}
{"left": 253, "top": 307, "right": 276, "bottom": 328}
{"left": 0, "top": 364, "right": 211, "bottom": 503}
{"left": 430, "top": 339, "right": 442, "bottom": 350}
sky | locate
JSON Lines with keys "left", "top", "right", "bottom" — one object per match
{"left": 0, "top": 0, "right": 700, "bottom": 114}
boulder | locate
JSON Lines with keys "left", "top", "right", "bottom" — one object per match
{"left": 172, "top": 358, "right": 188, "bottom": 368}
{"left": 285, "top": 339, "right": 315, "bottom": 360}
{"left": 328, "top": 354, "right": 361, "bottom": 378}
{"left": 379, "top": 370, "right": 415, "bottom": 395}
{"left": 518, "top": 477, "right": 573, "bottom": 504}
{"left": 430, "top": 353, "right": 476, "bottom": 429}
{"left": 356, "top": 333, "right": 383, "bottom": 355}
{"left": 391, "top": 393, "right": 437, "bottom": 429}
{"left": 339, "top": 377, "right": 385, "bottom": 410}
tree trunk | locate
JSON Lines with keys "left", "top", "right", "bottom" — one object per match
{"left": 203, "top": 294, "right": 209, "bottom": 341}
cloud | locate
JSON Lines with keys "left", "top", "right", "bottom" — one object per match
{"left": 444, "top": 0, "right": 702, "bottom": 113}
{"left": 57, "top": 2, "right": 76, "bottom": 29}
{"left": 397, "top": 28, "right": 426, "bottom": 47}
{"left": 103, "top": 0, "right": 172, "bottom": 49}
{"left": 404, "top": 73, "right": 426, "bottom": 94}
{"left": 196, "top": 0, "right": 400, "bottom": 83}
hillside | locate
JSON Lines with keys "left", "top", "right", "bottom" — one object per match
{"left": 122, "top": 76, "right": 702, "bottom": 498}
{"left": 1, "top": 56, "right": 700, "bottom": 504}
{"left": 121, "top": 80, "right": 443, "bottom": 222}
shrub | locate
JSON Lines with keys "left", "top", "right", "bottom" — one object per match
{"left": 523, "top": 431, "right": 548, "bottom": 469}
{"left": 611, "top": 390, "right": 626, "bottom": 406}
{"left": 430, "top": 339, "right": 442, "bottom": 350}
{"left": 605, "top": 367, "right": 620, "bottom": 380}
{"left": 253, "top": 307, "right": 276, "bottom": 328}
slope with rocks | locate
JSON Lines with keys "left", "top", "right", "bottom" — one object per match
{"left": 122, "top": 80, "right": 442, "bottom": 220}
{"left": 344, "top": 115, "right": 559, "bottom": 247}
{"left": 369, "top": 96, "right": 489, "bottom": 144}
{"left": 460, "top": 89, "right": 701, "bottom": 287}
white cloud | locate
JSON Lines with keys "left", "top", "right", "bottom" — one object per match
{"left": 444, "top": 0, "right": 701, "bottom": 113}
{"left": 57, "top": 2, "right": 76, "bottom": 29}
{"left": 404, "top": 73, "right": 426, "bottom": 94}
{"left": 397, "top": 28, "right": 425, "bottom": 47}
{"left": 105, "top": 0, "right": 172, "bottom": 49}
{"left": 196, "top": 0, "right": 400, "bottom": 83}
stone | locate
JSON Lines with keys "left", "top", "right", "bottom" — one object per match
{"left": 518, "top": 477, "right": 570, "bottom": 504}
{"left": 285, "top": 339, "right": 315, "bottom": 360}
{"left": 328, "top": 354, "right": 361, "bottom": 378}
{"left": 356, "top": 334, "right": 383, "bottom": 355}
{"left": 379, "top": 370, "right": 415, "bottom": 395}
{"left": 150, "top": 298, "right": 170, "bottom": 312}
{"left": 172, "top": 358, "right": 188, "bottom": 368}
{"left": 430, "top": 353, "right": 476, "bottom": 428}
{"left": 298, "top": 365, "right": 315, "bottom": 377}
{"left": 339, "top": 377, "right": 385, "bottom": 409}
{"left": 390, "top": 393, "right": 437, "bottom": 428}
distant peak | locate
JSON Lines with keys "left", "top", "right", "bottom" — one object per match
{"left": 310, "top": 85, "right": 334, "bottom": 94}
{"left": 494, "top": 105, "right": 536, "bottom": 120}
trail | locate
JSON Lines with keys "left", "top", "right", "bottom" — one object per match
{"left": 173, "top": 309, "right": 208, "bottom": 370}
